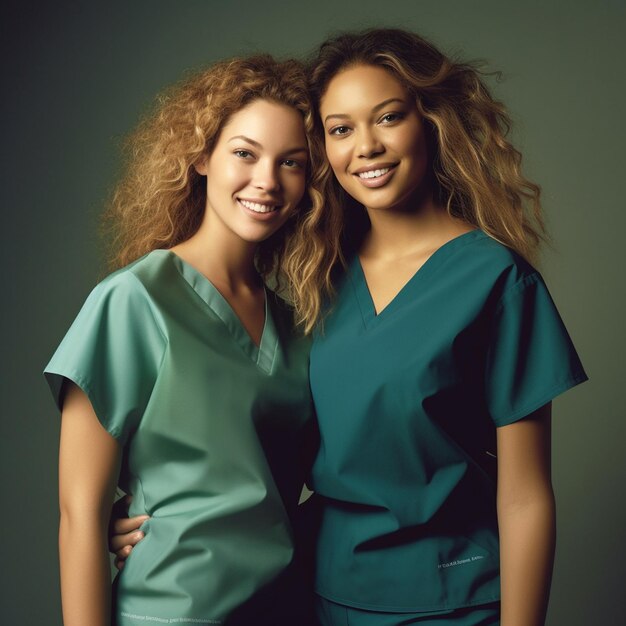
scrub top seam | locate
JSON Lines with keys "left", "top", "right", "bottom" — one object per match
{"left": 126, "top": 335, "right": 172, "bottom": 516}
{"left": 44, "top": 368, "right": 123, "bottom": 441}
{"left": 493, "top": 271, "right": 542, "bottom": 314}
{"left": 126, "top": 269, "right": 169, "bottom": 346}
{"left": 313, "top": 587, "right": 501, "bottom": 614}
{"left": 491, "top": 371, "right": 589, "bottom": 427}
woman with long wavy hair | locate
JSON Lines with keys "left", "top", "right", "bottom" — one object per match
{"left": 289, "top": 29, "right": 586, "bottom": 626}
{"left": 44, "top": 55, "right": 323, "bottom": 626}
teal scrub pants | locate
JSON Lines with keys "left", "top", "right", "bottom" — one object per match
{"left": 314, "top": 597, "right": 500, "bottom": 626}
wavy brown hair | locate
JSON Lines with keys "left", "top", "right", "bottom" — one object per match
{"left": 282, "top": 28, "right": 546, "bottom": 333}
{"left": 103, "top": 55, "right": 325, "bottom": 283}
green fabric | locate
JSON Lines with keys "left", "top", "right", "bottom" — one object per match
{"left": 309, "top": 230, "right": 587, "bottom": 612}
{"left": 45, "top": 250, "right": 314, "bottom": 625}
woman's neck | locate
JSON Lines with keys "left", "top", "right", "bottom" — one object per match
{"left": 170, "top": 213, "right": 261, "bottom": 294}
{"left": 361, "top": 199, "right": 472, "bottom": 262}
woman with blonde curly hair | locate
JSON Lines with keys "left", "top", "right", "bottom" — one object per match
{"left": 286, "top": 29, "right": 586, "bottom": 625}
{"left": 44, "top": 55, "right": 322, "bottom": 626}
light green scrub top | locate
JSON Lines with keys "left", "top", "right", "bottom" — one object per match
{"left": 45, "top": 250, "right": 314, "bottom": 626}
{"left": 309, "top": 230, "right": 587, "bottom": 613}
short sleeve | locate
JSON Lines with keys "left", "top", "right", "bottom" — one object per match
{"left": 484, "top": 272, "right": 588, "bottom": 426}
{"left": 44, "top": 271, "right": 167, "bottom": 444}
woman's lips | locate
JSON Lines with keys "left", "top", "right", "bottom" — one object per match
{"left": 237, "top": 198, "right": 282, "bottom": 220}
{"left": 353, "top": 164, "right": 397, "bottom": 188}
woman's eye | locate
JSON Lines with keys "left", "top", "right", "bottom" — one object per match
{"left": 380, "top": 112, "right": 403, "bottom": 124}
{"left": 282, "top": 159, "right": 302, "bottom": 169}
{"left": 234, "top": 150, "right": 253, "bottom": 159}
{"left": 329, "top": 125, "right": 351, "bottom": 136}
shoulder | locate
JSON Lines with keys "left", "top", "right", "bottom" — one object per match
{"left": 453, "top": 231, "right": 542, "bottom": 299}
{"left": 91, "top": 250, "right": 179, "bottom": 302}
{"left": 462, "top": 231, "right": 536, "bottom": 275}
{"left": 77, "top": 252, "right": 169, "bottom": 340}
{"left": 94, "top": 250, "right": 172, "bottom": 298}
{"left": 84, "top": 264, "right": 147, "bottom": 317}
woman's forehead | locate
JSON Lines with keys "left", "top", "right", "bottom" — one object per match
{"left": 320, "top": 65, "right": 410, "bottom": 116}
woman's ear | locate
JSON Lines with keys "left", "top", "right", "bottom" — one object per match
{"left": 193, "top": 155, "right": 209, "bottom": 176}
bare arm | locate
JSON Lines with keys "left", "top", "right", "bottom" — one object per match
{"left": 59, "top": 382, "right": 121, "bottom": 626}
{"left": 497, "top": 402, "right": 555, "bottom": 626}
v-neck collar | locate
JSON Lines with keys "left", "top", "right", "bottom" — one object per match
{"left": 161, "top": 250, "right": 278, "bottom": 374}
{"left": 350, "top": 229, "right": 487, "bottom": 329}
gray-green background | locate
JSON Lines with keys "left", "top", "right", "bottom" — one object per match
{"left": 2, "top": 1, "right": 624, "bottom": 623}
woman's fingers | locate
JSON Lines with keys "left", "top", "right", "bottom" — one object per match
{"left": 109, "top": 494, "right": 148, "bottom": 533}
{"left": 108, "top": 497, "right": 149, "bottom": 560}
{"left": 114, "top": 545, "right": 134, "bottom": 570}
{"left": 111, "top": 514, "right": 149, "bottom": 535}
{"left": 109, "top": 529, "right": 146, "bottom": 553}
{"left": 116, "top": 544, "right": 133, "bottom": 559}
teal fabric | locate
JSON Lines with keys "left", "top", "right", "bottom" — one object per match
{"left": 309, "top": 230, "right": 587, "bottom": 612}
{"left": 315, "top": 596, "right": 500, "bottom": 625}
{"left": 45, "top": 250, "right": 314, "bottom": 625}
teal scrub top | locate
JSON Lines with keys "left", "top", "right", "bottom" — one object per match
{"left": 309, "top": 230, "right": 587, "bottom": 613}
{"left": 45, "top": 250, "right": 314, "bottom": 626}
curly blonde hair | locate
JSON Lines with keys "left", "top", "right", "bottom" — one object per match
{"left": 282, "top": 29, "right": 546, "bottom": 333}
{"left": 103, "top": 55, "right": 325, "bottom": 283}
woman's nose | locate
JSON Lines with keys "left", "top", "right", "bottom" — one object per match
{"left": 357, "top": 128, "right": 384, "bottom": 159}
{"left": 253, "top": 161, "right": 280, "bottom": 192}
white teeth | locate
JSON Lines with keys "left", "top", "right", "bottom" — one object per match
{"left": 358, "top": 167, "right": 390, "bottom": 179}
{"left": 239, "top": 199, "right": 277, "bottom": 213}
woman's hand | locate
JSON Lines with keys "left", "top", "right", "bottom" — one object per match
{"left": 108, "top": 495, "right": 149, "bottom": 570}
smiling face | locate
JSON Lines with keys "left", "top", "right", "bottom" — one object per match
{"left": 196, "top": 98, "right": 308, "bottom": 245}
{"left": 320, "top": 64, "right": 431, "bottom": 214}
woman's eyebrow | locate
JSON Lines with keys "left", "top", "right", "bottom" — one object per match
{"left": 228, "top": 135, "right": 262, "bottom": 147}
{"left": 227, "top": 136, "right": 307, "bottom": 155}
{"left": 323, "top": 98, "right": 406, "bottom": 124}
{"left": 372, "top": 97, "right": 406, "bottom": 113}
